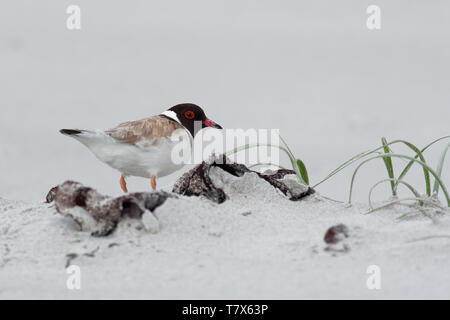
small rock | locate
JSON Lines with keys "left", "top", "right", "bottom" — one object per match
{"left": 323, "top": 224, "right": 350, "bottom": 254}
{"left": 324, "top": 224, "right": 349, "bottom": 244}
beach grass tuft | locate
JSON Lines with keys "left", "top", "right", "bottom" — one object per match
{"left": 228, "top": 135, "right": 449, "bottom": 214}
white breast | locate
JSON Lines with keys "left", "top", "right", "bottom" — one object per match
{"left": 70, "top": 129, "right": 191, "bottom": 178}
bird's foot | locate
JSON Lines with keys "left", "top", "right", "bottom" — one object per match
{"left": 151, "top": 175, "right": 156, "bottom": 190}
{"left": 120, "top": 175, "right": 128, "bottom": 193}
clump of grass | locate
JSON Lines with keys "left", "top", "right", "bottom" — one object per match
{"left": 227, "top": 135, "right": 450, "bottom": 215}
{"left": 309, "top": 136, "right": 450, "bottom": 214}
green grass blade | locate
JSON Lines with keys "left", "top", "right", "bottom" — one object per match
{"left": 396, "top": 211, "right": 419, "bottom": 220}
{"left": 381, "top": 137, "right": 396, "bottom": 196}
{"left": 290, "top": 158, "right": 306, "bottom": 184}
{"left": 279, "top": 136, "right": 308, "bottom": 185}
{"left": 391, "top": 140, "right": 430, "bottom": 196}
{"left": 279, "top": 135, "right": 296, "bottom": 159}
{"left": 248, "top": 163, "right": 286, "bottom": 170}
{"left": 321, "top": 196, "right": 344, "bottom": 203}
{"left": 433, "top": 142, "right": 450, "bottom": 194}
{"left": 312, "top": 149, "right": 379, "bottom": 188}
{"left": 395, "top": 136, "right": 450, "bottom": 194}
{"left": 407, "top": 235, "right": 450, "bottom": 243}
{"left": 420, "top": 135, "right": 450, "bottom": 152}
{"left": 296, "top": 159, "right": 309, "bottom": 185}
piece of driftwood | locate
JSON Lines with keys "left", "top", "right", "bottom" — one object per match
{"left": 173, "top": 155, "right": 315, "bottom": 203}
{"left": 46, "top": 181, "right": 172, "bottom": 236}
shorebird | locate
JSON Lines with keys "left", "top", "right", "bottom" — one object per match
{"left": 60, "top": 103, "right": 222, "bottom": 192}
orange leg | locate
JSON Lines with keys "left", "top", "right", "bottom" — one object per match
{"left": 151, "top": 175, "right": 156, "bottom": 190}
{"left": 120, "top": 175, "right": 128, "bottom": 193}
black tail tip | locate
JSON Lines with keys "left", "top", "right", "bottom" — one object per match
{"left": 60, "top": 129, "right": 82, "bottom": 135}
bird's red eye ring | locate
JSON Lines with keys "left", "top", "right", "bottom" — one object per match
{"left": 184, "top": 111, "right": 195, "bottom": 119}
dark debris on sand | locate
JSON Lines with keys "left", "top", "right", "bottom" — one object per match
{"left": 46, "top": 181, "right": 172, "bottom": 236}
{"left": 173, "top": 154, "right": 315, "bottom": 203}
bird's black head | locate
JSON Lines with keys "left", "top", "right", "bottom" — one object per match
{"left": 164, "top": 103, "right": 222, "bottom": 137}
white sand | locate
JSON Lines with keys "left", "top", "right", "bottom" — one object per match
{"left": 1, "top": 168, "right": 449, "bottom": 299}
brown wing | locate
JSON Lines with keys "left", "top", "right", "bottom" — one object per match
{"left": 105, "top": 115, "right": 182, "bottom": 145}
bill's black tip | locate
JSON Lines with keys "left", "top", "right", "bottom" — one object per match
{"left": 60, "top": 129, "right": 82, "bottom": 135}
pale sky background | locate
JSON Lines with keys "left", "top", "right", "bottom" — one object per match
{"left": 0, "top": 1, "right": 449, "bottom": 202}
